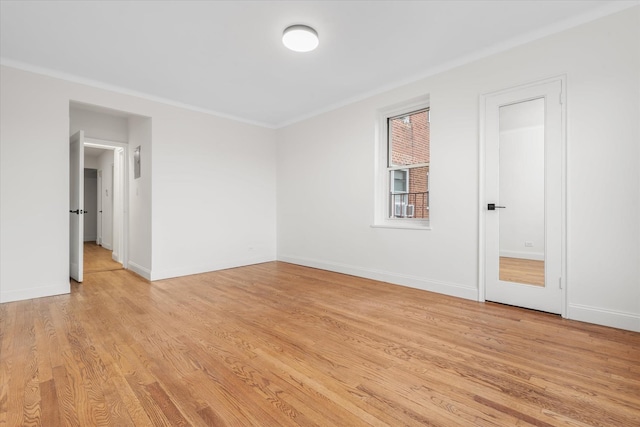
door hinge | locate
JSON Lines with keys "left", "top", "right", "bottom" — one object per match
{"left": 559, "top": 277, "right": 562, "bottom": 289}
{"left": 559, "top": 92, "right": 563, "bottom": 105}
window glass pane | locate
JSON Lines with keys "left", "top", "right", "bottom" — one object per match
{"left": 392, "top": 170, "right": 408, "bottom": 192}
{"left": 388, "top": 166, "right": 429, "bottom": 219}
{"left": 389, "top": 109, "right": 429, "bottom": 166}
{"left": 408, "top": 166, "right": 429, "bottom": 219}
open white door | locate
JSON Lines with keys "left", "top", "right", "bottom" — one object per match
{"left": 70, "top": 131, "right": 84, "bottom": 282}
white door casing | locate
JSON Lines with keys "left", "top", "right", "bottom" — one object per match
{"left": 480, "top": 77, "right": 566, "bottom": 315}
{"left": 97, "top": 169, "right": 103, "bottom": 245}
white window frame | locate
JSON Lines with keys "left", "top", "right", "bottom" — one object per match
{"left": 373, "top": 95, "right": 430, "bottom": 230}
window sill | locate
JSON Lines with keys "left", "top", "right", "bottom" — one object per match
{"left": 371, "top": 222, "right": 431, "bottom": 231}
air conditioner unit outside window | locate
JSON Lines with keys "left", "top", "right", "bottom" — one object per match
{"left": 406, "top": 204, "right": 415, "bottom": 218}
{"left": 394, "top": 201, "right": 404, "bottom": 217}
{"left": 394, "top": 201, "right": 415, "bottom": 218}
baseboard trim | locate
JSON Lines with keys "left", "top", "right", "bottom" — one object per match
{"left": 150, "top": 255, "right": 277, "bottom": 281}
{"left": 127, "top": 261, "right": 152, "bottom": 281}
{"left": 278, "top": 254, "right": 477, "bottom": 301}
{"left": 102, "top": 243, "right": 113, "bottom": 250}
{"left": 1, "top": 283, "right": 70, "bottom": 303}
{"left": 499, "top": 250, "right": 544, "bottom": 261}
{"left": 84, "top": 235, "right": 97, "bottom": 242}
{"left": 568, "top": 303, "right": 640, "bottom": 332}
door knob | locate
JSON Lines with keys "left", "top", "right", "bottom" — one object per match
{"left": 69, "top": 209, "right": 80, "bottom": 214}
{"left": 487, "top": 203, "right": 506, "bottom": 210}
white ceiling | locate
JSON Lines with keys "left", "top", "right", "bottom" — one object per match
{"left": 1, "top": 1, "right": 635, "bottom": 128}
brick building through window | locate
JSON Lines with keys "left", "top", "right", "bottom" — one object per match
{"left": 388, "top": 109, "right": 430, "bottom": 219}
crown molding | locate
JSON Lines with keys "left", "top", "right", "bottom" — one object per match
{"left": 0, "top": 58, "right": 277, "bottom": 129}
{"left": 274, "top": 1, "right": 639, "bottom": 128}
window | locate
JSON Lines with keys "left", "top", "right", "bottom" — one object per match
{"left": 375, "top": 96, "right": 430, "bottom": 228}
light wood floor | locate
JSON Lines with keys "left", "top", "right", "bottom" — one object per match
{"left": 84, "top": 241, "right": 123, "bottom": 274}
{"left": 500, "top": 256, "right": 545, "bottom": 287}
{"left": 1, "top": 262, "right": 639, "bottom": 426}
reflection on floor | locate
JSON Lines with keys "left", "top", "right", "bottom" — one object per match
{"left": 84, "top": 241, "right": 123, "bottom": 273}
{"left": 499, "top": 256, "right": 544, "bottom": 287}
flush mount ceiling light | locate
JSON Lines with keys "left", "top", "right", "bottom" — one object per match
{"left": 282, "top": 24, "right": 319, "bottom": 52}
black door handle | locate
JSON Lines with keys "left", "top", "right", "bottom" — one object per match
{"left": 69, "top": 209, "right": 80, "bottom": 214}
{"left": 487, "top": 204, "right": 506, "bottom": 210}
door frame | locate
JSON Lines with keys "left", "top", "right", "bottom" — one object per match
{"left": 97, "top": 169, "right": 102, "bottom": 245}
{"left": 84, "top": 137, "right": 129, "bottom": 269}
{"left": 478, "top": 75, "right": 568, "bottom": 318}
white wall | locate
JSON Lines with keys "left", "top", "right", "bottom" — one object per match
{"left": 148, "top": 107, "right": 277, "bottom": 280}
{"left": 277, "top": 7, "right": 640, "bottom": 331}
{"left": 128, "top": 117, "right": 152, "bottom": 277}
{"left": 83, "top": 169, "right": 98, "bottom": 241}
{"left": 0, "top": 66, "right": 70, "bottom": 302}
{"left": 85, "top": 154, "right": 99, "bottom": 169}
{"left": 70, "top": 106, "right": 129, "bottom": 142}
{"left": 0, "top": 64, "right": 277, "bottom": 301}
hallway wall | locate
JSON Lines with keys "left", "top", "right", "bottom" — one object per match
{"left": 83, "top": 168, "right": 98, "bottom": 242}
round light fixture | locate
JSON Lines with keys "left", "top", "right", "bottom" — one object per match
{"left": 282, "top": 25, "right": 319, "bottom": 52}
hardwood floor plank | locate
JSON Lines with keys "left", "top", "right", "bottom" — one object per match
{"left": 51, "top": 365, "right": 81, "bottom": 427}
{"left": 196, "top": 405, "right": 225, "bottom": 426}
{"left": 36, "top": 298, "right": 64, "bottom": 374}
{"left": 51, "top": 299, "right": 112, "bottom": 426}
{"left": 75, "top": 291, "right": 154, "bottom": 427}
{"left": 474, "top": 395, "right": 555, "bottom": 427}
{"left": 125, "top": 374, "right": 174, "bottom": 427}
{"left": 144, "top": 382, "right": 190, "bottom": 427}
{"left": 178, "top": 334, "right": 312, "bottom": 427}
{"left": 2, "top": 261, "right": 639, "bottom": 426}
{"left": 39, "top": 379, "right": 60, "bottom": 427}
{"left": 0, "top": 302, "right": 15, "bottom": 426}
{"left": 6, "top": 301, "right": 28, "bottom": 427}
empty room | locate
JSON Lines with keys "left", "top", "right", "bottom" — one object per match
{"left": 1, "top": 1, "right": 639, "bottom": 426}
